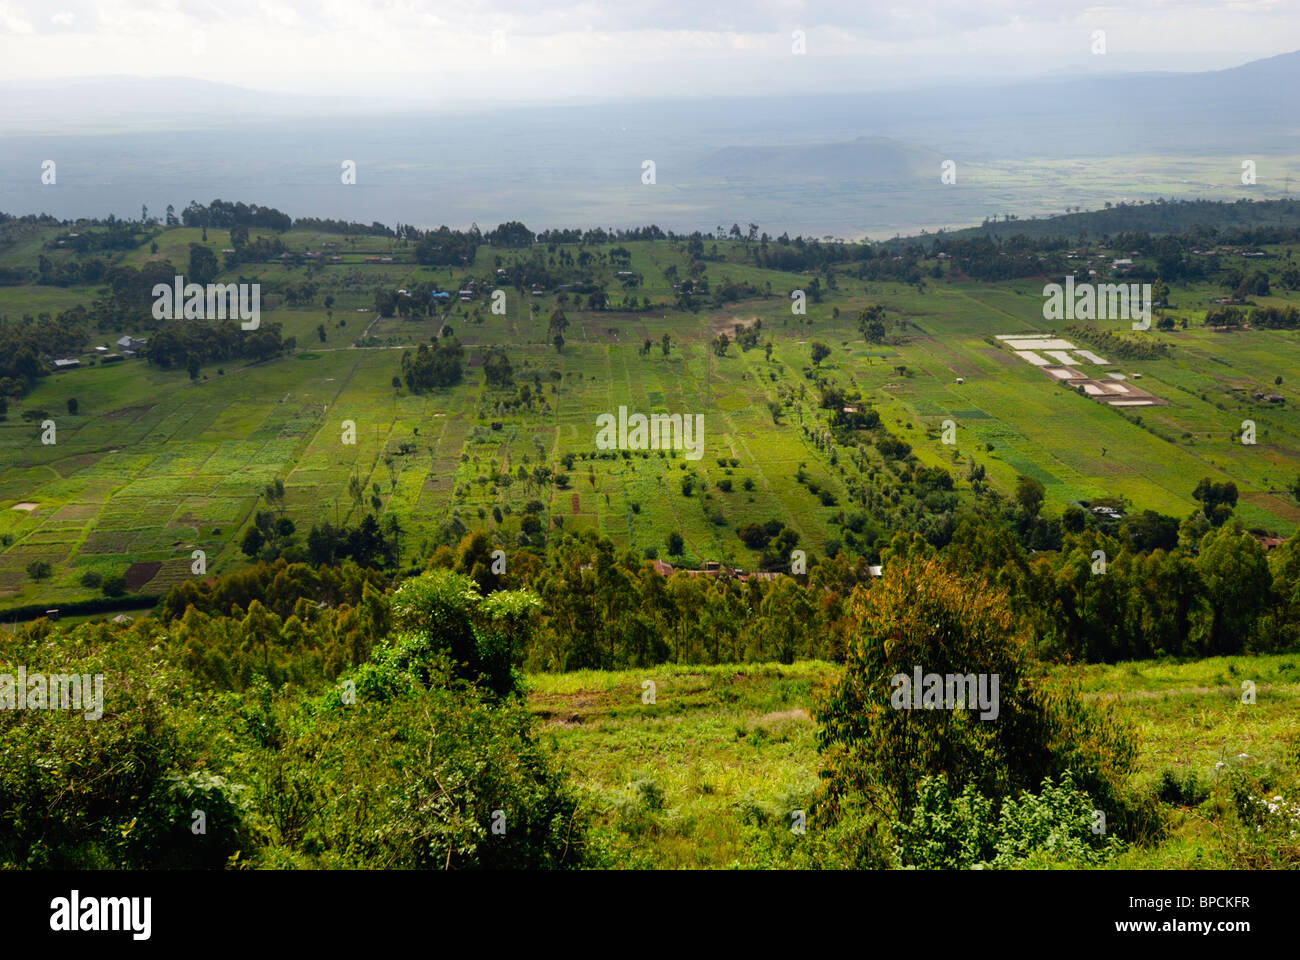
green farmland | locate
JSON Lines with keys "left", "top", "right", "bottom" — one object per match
{"left": 2, "top": 218, "right": 1299, "bottom": 610}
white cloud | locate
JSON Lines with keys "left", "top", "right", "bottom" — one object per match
{"left": 0, "top": 0, "right": 1295, "bottom": 100}
{"left": 0, "top": 1, "right": 36, "bottom": 34}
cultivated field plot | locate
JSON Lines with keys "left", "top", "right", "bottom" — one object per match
{"left": 3, "top": 233, "right": 1299, "bottom": 611}
{"left": 993, "top": 333, "right": 1166, "bottom": 405}
{"left": 823, "top": 280, "right": 1300, "bottom": 529}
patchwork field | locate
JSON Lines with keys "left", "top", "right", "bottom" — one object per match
{"left": 3, "top": 226, "right": 1299, "bottom": 611}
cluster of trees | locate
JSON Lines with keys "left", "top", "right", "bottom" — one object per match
{"left": 8, "top": 529, "right": 1290, "bottom": 869}
{"left": 413, "top": 226, "right": 480, "bottom": 266}
{"left": 304, "top": 516, "right": 402, "bottom": 570}
{"left": 485, "top": 221, "right": 535, "bottom": 247}
{"left": 897, "top": 197, "right": 1300, "bottom": 249}
{"left": 220, "top": 228, "right": 287, "bottom": 267}
{"left": 880, "top": 203, "right": 1300, "bottom": 299}
{"left": 342, "top": 512, "right": 1297, "bottom": 672}
{"left": 47, "top": 221, "right": 149, "bottom": 254}
{"left": 3, "top": 566, "right": 585, "bottom": 869}
{"left": 0, "top": 312, "right": 88, "bottom": 397}
{"left": 180, "top": 199, "right": 292, "bottom": 232}
{"left": 35, "top": 254, "right": 110, "bottom": 287}
{"left": 159, "top": 558, "right": 384, "bottom": 624}
{"left": 1191, "top": 478, "right": 1238, "bottom": 526}
{"left": 736, "top": 519, "right": 801, "bottom": 566}
{"left": 1245, "top": 304, "right": 1300, "bottom": 329}
{"left": 0, "top": 211, "right": 61, "bottom": 227}
{"left": 482, "top": 346, "right": 513, "bottom": 386}
{"left": 291, "top": 216, "right": 395, "bottom": 237}
{"left": 401, "top": 338, "right": 464, "bottom": 391}
{"left": 535, "top": 225, "right": 668, "bottom": 244}
{"left": 32, "top": 224, "right": 151, "bottom": 287}
{"left": 146, "top": 319, "right": 293, "bottom": 370}
{"left": 858, "top": 303, "right": 887, "bottom": 342}
{"left": 926, "top": 234, "right": 1054, "bottom": 283}
{"left": 1222, "top": 267, "right": 1271, "bottom": 298}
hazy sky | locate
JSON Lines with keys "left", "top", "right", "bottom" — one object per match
{"left": 0, "top": 0, "right": 1297, "bottom": 103}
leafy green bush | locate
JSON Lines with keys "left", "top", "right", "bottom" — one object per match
{"left": 893, "top": 777, "right": 996, "bottom": 868}
{"left": 1156, "top": 767, "right": 1210, "bottom": 807}
{"left": 992, "top": 771, "right": 1121, "bottom": 867}
{"left": 814, "top": 558, "right": 1138, "bottom": 824}
{"left": 0, "top": 620, "right": 230, "bottom": 869}
{"left": 150, "top": 772, "right": 251, "bottom": 869}
{"left": 894, "top": 771, "right": 1122, "bottom": 869}
{"left": 2, "top": 579, "right": 582, "bottom": 870}
{"left": 242, "top": 665, "right": 587, "bottom": 869}
{"left": 388, "top": 570, "right": 540, "bottom": 697}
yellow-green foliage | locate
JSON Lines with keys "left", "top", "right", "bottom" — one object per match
{"left": 812, "top": 558, "right": 1136, "bottom": 819}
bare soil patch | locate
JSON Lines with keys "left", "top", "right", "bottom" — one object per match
{"left": 124, "top": 561, "right": 163, "bottom": 592}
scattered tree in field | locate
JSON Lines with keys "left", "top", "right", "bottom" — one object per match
{"left": 1192, "top": 477, "right": 1238, "bottom": 526}
{"left": 241, "top": 527, "right": 265, "bottom": 558}
{"left": 813, "top": 557, "right": 1136, "bottom": 822}
{"left": 482, "top": 347, "right": 513, "bottom": 386}
{"left": 188, "top": 243, "right": 218, "bottom": 284}
{"left": 264, "top": 478, "right": 286, "bottom": 515}
{"left": 1014, "top": 475, "right": 1045, "bottom": 517}
{"left": 859, "top": 304, "right": 887, "bottom": 343}
{"left": 548, "top": 309, "right": 568, "bottom": 354}
{"left": 26, "top": 560, "right": 52, "bottom": 582}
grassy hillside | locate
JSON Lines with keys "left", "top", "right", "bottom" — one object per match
{"left": 528, "top": 654, "right": 1300, "bottom": 868}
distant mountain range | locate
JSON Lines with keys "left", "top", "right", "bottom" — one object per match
{"left": 0, "top": 52, "right": 1296, "bottom": 237}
